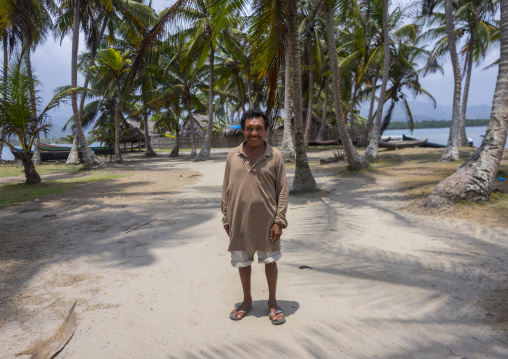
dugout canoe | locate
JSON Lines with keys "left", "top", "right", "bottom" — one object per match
{"left": 378, "top": 138, "right": 429, "bottom": 149}
{"left": 40, "top": 143, "right": 113, "bottom": 155}
{"left": 402, "top": 134, "right": 446, "bottom": 148}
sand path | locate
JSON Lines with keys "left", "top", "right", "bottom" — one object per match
{"left": 1, "top": 149, "right": 507, "bottom": 358}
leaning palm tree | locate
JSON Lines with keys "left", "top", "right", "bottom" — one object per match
{"left": 324, "top": 0, "right": 369, "bottom": 169}
{"left": 0, "top": 57, "right": 80, "bottom": 183}
{"left": 55, "top": 0, "right": 114, "bottom": 168}
{"left": 421, "top": 0, "right": 499, "bottom": 146}
{"left": 419, "top": 0, "right": 507, "bottom": 207}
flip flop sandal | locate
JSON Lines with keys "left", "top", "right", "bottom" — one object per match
{"left": 230, "top": 306, "right": 249, "bottom": 321}
{"left": 269, "top": 309, "right": 286, "bottom": 325}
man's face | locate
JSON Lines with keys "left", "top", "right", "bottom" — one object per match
{"left": 243, "top": 117, "right": 266, "bottom": 147}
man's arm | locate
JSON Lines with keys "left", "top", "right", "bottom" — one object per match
{"left": 221, "top": 154, "right": 231, "bottom": 235}
{"left": 274, "top": 153, "right": 289, "bottom": 229}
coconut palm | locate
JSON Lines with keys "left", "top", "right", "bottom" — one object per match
{"left": 55, "top": 0, "right": 115, "bottom": 168}
{"left": 419, "top": 0, "right": 507, "bottom": 207}
{"left": 324, "top": 0, "right": 369, "bottom": 169}
{"left": 364, "top": 0, "right": 390, "bottom": 162}
{"left": 421, "top": 0, "right": 499, "bottom": 146}
{"left": 0, "top": 57, "right": 80, "bottom": 183}
{"left": 90, "top": 47, "right": 132, "bottom": 163}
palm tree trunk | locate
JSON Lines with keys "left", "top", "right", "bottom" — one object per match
{"left": 195, "top": 39, "right": 215, "bottom": 161}
{"left": 324, "top": 3, "right": 368, "bottom": 169}
{"left": 23, "top": 153, "right": 41, "bottom": 184}
{"left": 71, "top": 0, "right": 100, "bottom": 169}
{"left": 67, "top": 134, "right": 81, "bottom": 164}
{"left": 24, "top": 48, "right": 41, "bottom": 165}
{"left": 459, "top": 33, "right": 474, "bottom": 147}
{"left": 358, "top": 70, "right": 380, "bottom": 147}
{"left": 114, "top": 90, "right": 122, "bottom": 163}
{"left": 316, "top": 76, "right": 329, "bottom": 141}
{"left": 280, "top": 57, "right": 295, "bottom": 162}
{"left": 365, "top": 0, "right": 390, "bottom": 163}
{"left": 70, "top": 14, "right": 109, "bottom": 166}
{"left": 304, "top": 33, "right": 314, "bottom": 147}
{"left": 0, "top": 35, "right": 7, "bottom": 159}
{"left": 288, "top": 0, "right": 316, "bottom": 191}
{"left": 440, "top": 0, "right": 461, "bottom": 162}
{"left": 143, "top": 106, "right": 156, "bottom": 156}
{"left": 349, "top": 71, "right": 359, "bottom": 132}
{"left": 169, "top": 123, "right": 180, "bottom": 157}
{"left": 186, "top": 101, "right": 197, "bottom": 158}
{"left": 419, "top": 0, "right": 508, "bottom": 208}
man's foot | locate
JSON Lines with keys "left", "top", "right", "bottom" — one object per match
{"left": 230, "top": 303, "right": 252, "bottom": 321}
{"left": 268, "top": 301, "right": 286, "bottom": 325}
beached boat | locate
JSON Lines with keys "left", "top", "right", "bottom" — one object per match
{"left": 10, "top": 144, "right": 113, "bottom": 162}
{"left": 11, "top": 148, "right": 71, "bottom": 161}
{"left": 379, "top": 138, "right": 429, "bottom": 149}
{"left": 40, "top": 143, "right": 113, "bottom": 155}
{"left": 402, "top": 134, "right": 446, "bottom": 148}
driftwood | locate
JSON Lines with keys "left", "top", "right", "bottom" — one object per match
{"left": 125, "top": 219, "right": 158, "bottom": 233}
{"left": 16, "top": 302, "right": 78, "bottom": 359}
{"left": 308, "top": 140, "right": 339, "bottom": 146}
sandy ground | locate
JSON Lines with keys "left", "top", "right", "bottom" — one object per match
{"left": 1, "top": 149, "right": 507, "bottom": 358}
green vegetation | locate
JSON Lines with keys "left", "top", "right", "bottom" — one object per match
{"left": 387, "top": 119, "right": 490, "bottom": 130}
{"left": 0, "top": 164, "right": 81, "bottom": 178}
{"left": 0, "top": 174, "right": 124, "bottom": 208}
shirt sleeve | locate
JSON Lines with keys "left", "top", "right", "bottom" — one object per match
{"left": 274, "top": 153, "right": 289, "bottom": 228}
{"left": 221, "top": 152, "right": 231, "bottom": 226}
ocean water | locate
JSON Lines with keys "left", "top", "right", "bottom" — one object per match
{"left": 1, "top": 126, "right": 507, "bottom": 161}
{"left": 382, "top": 126, "right": 506, "bottom": 148}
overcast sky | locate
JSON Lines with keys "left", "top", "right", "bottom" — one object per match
{"left": 30, "top": 0, "right": 499, "bottom": 120}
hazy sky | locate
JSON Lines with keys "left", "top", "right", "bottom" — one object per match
{"left": 30, "top": 0, "right": 499, "bottom": 120}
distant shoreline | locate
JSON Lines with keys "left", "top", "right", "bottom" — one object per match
{"left": 387, "top": 119, "right": 489, "bottom": 130}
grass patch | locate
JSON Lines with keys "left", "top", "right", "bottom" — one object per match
{"left": 0, "top": 174, "right": 124, "bottom": 209}
{"left": 0, "top": 163, "right": 82, "bottom": 178}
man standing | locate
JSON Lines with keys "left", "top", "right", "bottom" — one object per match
{"left": 221, "top": 109, "right": 289, "bottom": 325}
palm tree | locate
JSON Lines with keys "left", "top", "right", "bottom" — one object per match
{"left": 91, "top": 47, "right": 132, "bottom": 163}
{"left": 439, "top": 0, "right": 462, "bottom": 161}
{"left": 324, "top": 0, "right": 369, "bottom": 169}
{"left": 280, "top": 56, "right": 296, "bottom": 161}
{"left": 55, "top": 0, "right": 114, "bottom": 168}
{"left": 0, "top": 57, "right": 80, "bottom": 183}
{"left": 422, "top": 0, "right": 499, "bottom": 146}
{"left": 419, "top": 0, "right": 507, "bottom": 207}
{"left": 364, "top": 0, "right": 390, "bottom": 162}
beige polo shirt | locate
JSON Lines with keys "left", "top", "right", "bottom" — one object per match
{"left": 221, "top": 141, "right": 289, "bottom": 252}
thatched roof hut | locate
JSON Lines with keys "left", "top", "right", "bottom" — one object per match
{"left": 121, "top": 118, "right": 157, "bottom": 143}
{"left": 181, "top": 114, "right": 208, "bottom": 137}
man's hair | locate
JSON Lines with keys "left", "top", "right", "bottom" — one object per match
{"left": 240, "top": 109, "right": 269, "bottom": 130}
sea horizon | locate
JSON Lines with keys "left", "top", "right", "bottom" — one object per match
{"left": 1, "top": 126, "right": 507, "bottom": 161}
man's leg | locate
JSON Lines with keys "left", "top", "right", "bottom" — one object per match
{"left": 265, "top": 262, "right": 283, "bottom": 321}
{"left": 233, "top": 265, "right": 252, "bottom": 319}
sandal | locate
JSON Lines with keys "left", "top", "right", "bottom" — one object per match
{"left": 230, "top": 305, "right": 250, "bottom": 321}
{"left": 268, "top": 308, "right": 286, "bottom": 325}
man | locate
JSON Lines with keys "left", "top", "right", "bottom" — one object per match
{"left": 221, "top": 109, "right": 289, "bottom": 325}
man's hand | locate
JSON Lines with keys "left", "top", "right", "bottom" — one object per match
{"left": 270, "top": 223, "right": 282, "bottom": 242}
{"left": 224, "top": 224, "right": 230, "bottom": 235}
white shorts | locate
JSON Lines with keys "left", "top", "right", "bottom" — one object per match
{"left": 230, "top": 250, "right": 282, "bottom": 268}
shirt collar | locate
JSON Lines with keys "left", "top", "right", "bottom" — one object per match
{"left": 237, "top": 141, "right": 273, "bottom": 158}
